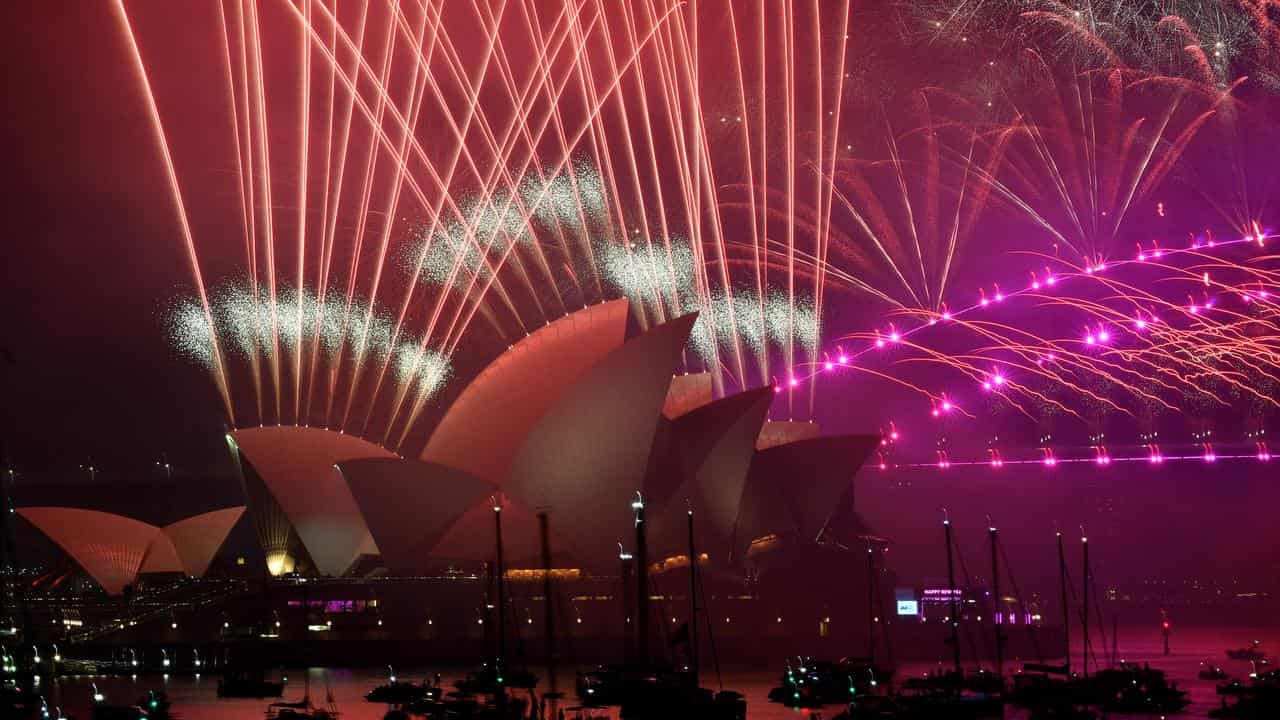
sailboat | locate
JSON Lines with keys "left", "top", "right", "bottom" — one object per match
{"left": 365, "top": 665, "right": 438, "bottom": 704}
{"left": 265, "top": 669, "right": 340, "bottom": 719}
{"left": 1227, "top": 640, "right": 1267, "bottom": 662}
{"left": 1211, "top": 664, "right": 1280, "bottom": 718}
{"left": 219, "top": 665, "right": 285, "bottom": 698}
{"left": 457, "top": 496, "right": 538, "bottom": 696}
{"left": 877, "top": 514, "right": 1003, "bottom": 719}
{"left": 1011, "top": 531, "right": 1189, "bottom": 716}
{"left": 264, "top": 696, "right": 338, "bottom": 720}
{"left": 1009, "top": 532, "right": 1087, "bottom": 717}
{"left": 576, "top": 494, "right": 745, "bottom": 720}
{"left": 768, "top": 544, "right": 895, "bottom": 708}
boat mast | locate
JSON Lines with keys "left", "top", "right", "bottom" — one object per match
{"left": 538, "top": 512, "right": 556, "bottom": 697}
{"left": 989, "top": 522, "right": 1003, "bottom": 682}
{"left": 867, "top": 543, "right": 876, "bottom": 665}
{"left": 0, "top": 462, "right": 14, "bottom": 648}
{"left": 1057, "top": 532, "right": 1070, "bottom": 674}
{"left": 1081, "top": 532, "right": 1089, "bottom": 679}
{"left": 302, "top": 576, "right": 312, "bottom": 703}
{"left": 633, "top": 492, "right": 649, "bottom": 666}
{"left": 482, "top": 562, "right": 493, "bottom": 659}
{"left": 944, "top": 511, "right": 961, "bottom": 676}
{"left": 687, "top": 502, "right": 699, "bottom": 684}
{"left": 619, "top": 542, "right": 634, "bottom": 664}
{"left": 1114, "top": 615, "right": 1121, "bottom": 666}
{"left": 0, "top": 461, "right": 11, "bottom": 628}
{"left": 493, "top": 496, "right": 506, "bottom": 670}
{"left": 2, "top": 458, "right": 31, "bottom": 692}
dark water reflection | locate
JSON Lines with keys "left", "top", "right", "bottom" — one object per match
{"left": 37, "top": 627, "right": 1277, "bottom": 719}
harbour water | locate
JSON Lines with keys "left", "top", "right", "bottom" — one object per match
{"left": 35, "top": 626, "right": 1276, "bottom": 718}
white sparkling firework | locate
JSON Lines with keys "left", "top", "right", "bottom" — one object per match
{"left": 522, "top": 159, "right": 609, "bottom": 228}
{"left": 164, "top": 296, "right": 217, "bottom": 368}
{"left": 686, "top": 289, "right": 819, "bottom": 362}
{"left": 599, "top": 234, "right": 820, "bottom": 362}
{"left": 764, "top": 288, "right": 819, "bottom": 355}
{"left": 407, "top": 211, "right": 516, "bottom": 289}
{"left": 165, "top": 281, "right": 452, "bottom": 400}
{"left": 406, "top": 160, "right": 612, "bottom": 293}
{"left": 721, "top": 293, "right": 764, "bottom": 355}
{"left": 211, "top": 282, "right": 273, "bottom": 360}
{"left": 598, "top": 236, "right": 698, "bottom": 310}
{"left": 393, "top": 342, "right": 452, "bottom": 401}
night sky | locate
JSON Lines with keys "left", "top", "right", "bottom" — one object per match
{"left": 1, "top": 3, "right": 235, "bottom": 472}
{"left": 0, "top": 3, "right": 1245, "bottom": 470}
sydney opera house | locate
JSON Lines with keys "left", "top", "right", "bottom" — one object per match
{"left": 17, "top": 300, "right": 882, "bottom": 663}
{"left": 17, "top": 507, "right": 246, "bottom": 596}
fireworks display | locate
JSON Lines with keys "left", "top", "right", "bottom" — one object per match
{"left": 114, "top": 0, "right": 1280, "bottom": 458}
{"left": 165, "top": 281, "right": 450, "bottom": 432}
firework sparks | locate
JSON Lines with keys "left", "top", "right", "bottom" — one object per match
{"left": 166, "top": 281, "right": 451, "bottom": 409}
{"left": 122, "top": 0, "right": 1280, "bottom": 453}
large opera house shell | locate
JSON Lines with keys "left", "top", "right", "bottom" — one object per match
{"left": 225, "top": 298, "right": 877, "bottom": 577}
{"left": 18, "top": 507, "right": 245, "bottom": 595}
